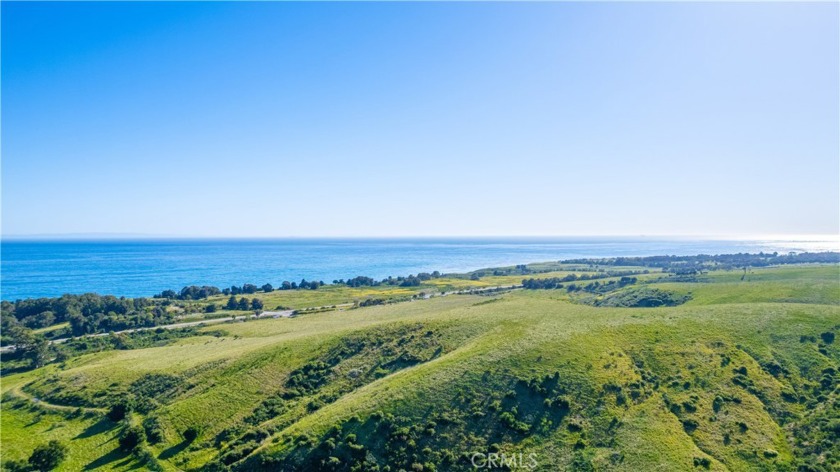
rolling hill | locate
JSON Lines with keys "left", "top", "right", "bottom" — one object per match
{"left": 1, "top": 264, "right": 838, "bottom": 471}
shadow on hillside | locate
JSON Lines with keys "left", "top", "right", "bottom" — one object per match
{"left": 159, "top": 438, "right": 191, "bottom": 460}
{"left": 0, "top": 365, "right": 33, "bottom": 377}
{"left": 75, "top": 417, "right": 116, "bottom": 439}
{"left": 84, "top": 448, "right": 128, "bottom": 470}
{"left": 25, "top": 415, "right": 44, "bottom": 427}
{"left": 117, "top": 455, "right": 141, "bottom": 470}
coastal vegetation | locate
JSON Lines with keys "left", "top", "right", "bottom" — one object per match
{"left": 3, "top": 252, "right": 833, "bottom": 347}
{"left": 0, "top": 254, "right": 838, "bottom": 471}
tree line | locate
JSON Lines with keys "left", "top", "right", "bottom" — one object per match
{"left": 335, "top": 272, "right": 442, "bottom": 288}
{"left": 5, "top": 252, "right": 833, "bottom": 351}
{"left": 522, "top": 271, "right": 642, "bottom": 290}
{"left": 523, "top": 275, "right": 639, "bottom": 293}
{"left": 1, "top": 294, "right": 168, "bottom": 340}
{"left": 155, "top": 279, "right": 327, "bottom": 300}
{"left": 562, "top": 251, "right": 840, "bottom": 272}
{"left": 222, "top": 296, "right": 264, "bottom": 312}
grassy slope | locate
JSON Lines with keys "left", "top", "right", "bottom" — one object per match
{"left": 1, "top": 264, "right": 837, "bottom": 471}
{"left": 178, "top": 268, "right": 630, "bottom": 313}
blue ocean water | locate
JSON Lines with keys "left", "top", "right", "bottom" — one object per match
{"left": 1, "top": 237, "right": 837, "bottom": 300}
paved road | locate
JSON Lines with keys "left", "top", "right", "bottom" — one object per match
{"left": 0, "top": 285, "right": 519, "bottom": 353}
{"left": 0, "top": 310, "right": 294, "bottom": 353}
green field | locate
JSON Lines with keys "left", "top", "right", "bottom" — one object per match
{"left": 2, "top": 264, "right": 838, "bottom": 471}
{"left": 178, "top": 268, "right": 627, "bottom": 314}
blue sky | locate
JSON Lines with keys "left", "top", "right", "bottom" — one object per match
{"left": 2, "top": 2, "right": 838, "bottom": 238}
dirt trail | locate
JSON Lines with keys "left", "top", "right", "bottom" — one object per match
{"left": 7, "top": 384, "right": 107, "bottom": 414}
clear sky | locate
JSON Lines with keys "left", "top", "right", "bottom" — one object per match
{"left": 2, "top": 2, "right": 838, "bottom": 238}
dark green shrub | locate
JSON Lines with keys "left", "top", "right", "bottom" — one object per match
{"left": 119, "top": 425, "right": 146, "bottom": 452}
{"left": 220, "top": 442, "right": 258, "bottom": 466}
{"left": 183, "top": 426, "right": 200, "bottom": 442}
{"left": 693, "top": 457, "right": 711, "bottom": 468}
{"left": 827, "top": 419, "right": 840, "bottom": 437}
{"left": 592, "top": 287, "right": 691, "bottom": 307}
{"left": 107, "top": 400, "right": 131, "bottom": 422}
{"left": 682, "top": 419, "right": 699, "bottom": 433}
{"left": 28, "top": 440, "right": 68, "bottom": 471}
{"left": 133, "top": 448, "right": 163, "bottom": 472}
{"left": 712, "top": 396, "right": 724, "bottom": 412}
{"left": 143, "top": 416, "right": 165, "bottom": 444}
{"left": 3, "top": 459, "right": 31, "bottom": 472}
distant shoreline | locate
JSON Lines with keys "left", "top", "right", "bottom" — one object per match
{"left": 3, "top": 234, "right": 838, "bottom": 243}
{"left": 2, "top": 250, "right": 837, "bottom": 303}
{"left": 3, "top": 237, "right": 839, "bottom": 300}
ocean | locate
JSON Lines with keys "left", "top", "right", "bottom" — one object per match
{"left": 1, "top": 237, "right": 837, "bottom": 300}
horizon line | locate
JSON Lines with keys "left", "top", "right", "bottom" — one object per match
{"left": 2, "top": 233, "right": 838, "bottom": 242}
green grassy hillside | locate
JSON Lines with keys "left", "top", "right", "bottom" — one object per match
{"left": 2, "top": 264, "right": 838, "bottom": 471}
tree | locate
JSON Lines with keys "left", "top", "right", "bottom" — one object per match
{"left": 226, "top": 295, "right": 238, "bottom": 310}
{"left": 67, "top": 312, "right": 90, "bottom": 336}
{"left": 22, "top": 311, "right": 55, "bottom": 329}
{"left": 178, "top": 285, "right": 221, "bottom": 300}
{"left": 205, "top": 304, "right": 217, "bottom": 313}
{"left": 28, "top": 338, "right": 50, "bottom": 368}
{"left": 400, "top": 276, "right": 421, "bottom": 287}
{"left": 107, "top": 398, "right": 132, "bottom": 422}
{"left": 183, "top": 426, "right": 200, "bottom": 442}
{"left": 28, "top": 440, "right": 67, "bottom": 471}
{"left": 119, "top": 425, "right": 146, "bottom": 452}
{"left": 261, "top": 283, "right": 273, "bottom": 293}
{"left": 237, "top": 297, "right": 250, "bottom": 310}
{"left": 8, "top": 326, "right": 50, "bottom": 368}
{"left": 251, "top": 298, "right": 264, "bottom": 310}
{"left": 242, "top": 284, "right": 258, "bottom": 294}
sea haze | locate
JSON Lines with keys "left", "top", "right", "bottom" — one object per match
{"left": 1, "top": 237, "right": 837, "bottom": 300}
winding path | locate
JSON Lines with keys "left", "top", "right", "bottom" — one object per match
{"left": 6, "top": 384, "right": 107, "bottom": 414}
